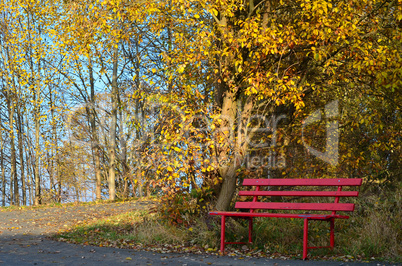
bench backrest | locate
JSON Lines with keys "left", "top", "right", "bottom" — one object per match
{"left": 236, "top": 178, "right": 362, "bottom": 214}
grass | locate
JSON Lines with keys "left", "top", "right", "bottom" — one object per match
{"left": 54, "top": 209, "right": 219, "bottom": 253}
{"left": 51, "top": 187, "right": 401, "bottom": 262}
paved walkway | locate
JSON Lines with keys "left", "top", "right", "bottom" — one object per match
{"left": 0, "top": 201, "right": 395, "bottom": 266}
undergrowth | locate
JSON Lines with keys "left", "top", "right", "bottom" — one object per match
{"left": 54, "top": 209, "right": 219, "bottom": 252}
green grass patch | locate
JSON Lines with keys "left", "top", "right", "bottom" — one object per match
{"left": 54, "top": 209, "right": 219, "bottom": 253}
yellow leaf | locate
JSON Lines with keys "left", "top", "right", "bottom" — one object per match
{"left": 173, "top": 147, "right": 181, "bottom": 152}
{"left": 210, "top": 8, "right": 218, "bottom": 17}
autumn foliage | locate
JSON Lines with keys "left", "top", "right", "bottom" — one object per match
{"left": 0, "top": 0, "right": 400, "bottom": 231}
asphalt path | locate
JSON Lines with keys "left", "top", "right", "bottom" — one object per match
{"left": 0, "top": 201, "right": 396, "bottom": 266}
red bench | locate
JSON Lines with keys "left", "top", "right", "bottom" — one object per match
{"left": 209, "top": 178, "right": 362, "bottom": 260}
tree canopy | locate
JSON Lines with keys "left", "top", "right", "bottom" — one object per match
{"left": 0, "top": 0, "right": 400, "bottom": 218}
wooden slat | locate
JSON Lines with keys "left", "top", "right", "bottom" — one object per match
{"left": 238, "top": 191, "right": 359, "bottom": 197}
{"left": 235, "top": 202, "right": 355, "bottom": 212}
{"left": 209, "top": 211, "right": 350, "bottom": 220}
{"left": 242, "top": 178, "right": 362, "bottom": 187}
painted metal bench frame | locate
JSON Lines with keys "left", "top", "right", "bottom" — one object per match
{"left": 209, "top": 178, "right": 362, "bottom": 260}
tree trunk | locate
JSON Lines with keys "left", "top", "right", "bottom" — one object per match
{"left": 214, "top": 91, "right": 254, "bottom": 211}
{"left": 1, "top": 132, "right": 6, "bottom": 207}
{"left": 108, "top": 45, "right": 118, "bottom": 201}
{"left": 134, "top": 48, "right": 143, "bottom": 198}
{"left": 215, "top": 165, "right": 237, "bottom": 211}
{"left": 53, "top": 107, "right": 62, "bottom": 204}
{"left": 25, "top": 123, "right": 34, "bottom": 206}
{"left": 34, "top": 84, "right": 41, "bottom": 205}
{"left": 87, "top": 56, "right": 102, "bottom": 201}
{"left": 56, "top": 155, "right": 61, "bottom": 203}
{"left": 135, "top": 169, "right": 142, "bottom": 198}
{"left": 121, "top": 131, "right": 129, "bottom": 199}
{"left": 17, "top": 104, "right": 26, "bottom": 205}
{"left": 118, "top": 90, "right": 129, "bottom": 199}
{"left": 7, "top": 94, "right": 19, "bottom": 206}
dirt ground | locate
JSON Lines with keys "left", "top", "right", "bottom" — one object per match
{"left": 0, "top": 200, "right": 155, "bottom": 237}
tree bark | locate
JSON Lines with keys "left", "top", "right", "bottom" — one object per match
{"left": 214, "top": 88, "right": 238, "bottom": 211}
{"left": 34, "top": 91, "right": 41, "bottom": 206}
{"left": 7, "top": 92, "right": 18, "bottom": 206}
{"left": 215, "top": 92, "right": 254, "bottom": 211}
{"left": 25, "top": 122, "right": 34, "bottom": 206}
{"left": 1, "top": 131, "right": 6, "bottom": 207}
{"left": 17, "top": 103, "right": 26, "bottom": 205}
{"left": 108, "top": 45, "right": 119, "bottom": 201}
{"left": 119, "top": 108, "right": 129, "bottom": 199}
{"left": 87, "top": 56, "right": 102, "bottom": 201}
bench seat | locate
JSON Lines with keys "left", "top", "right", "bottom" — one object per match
{"left": 209, "top": 211, "right": 350, "bottom": 220}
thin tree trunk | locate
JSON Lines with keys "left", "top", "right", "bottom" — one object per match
{"left": 121, "top": 135, "right": 129, "bottom": 199}
{"left": 27, "top": 175, "right": 32, "bottom": 206}
{"left": 93, "top": 138, "right": 102, "bottom": 201}
{"left": 17, "top": 104, "right": 26, "bottom": 205}
{"left": 26, "top": 14, "right": 42, "bottom": 206}
{"left": 34, "top": 83, "right": 41, "bottom": 205}
{"left": 1, "top": 132, "right": 6, "bottom": 207}
{"left": 4, "top": 42, "right": 19, "bottom": 206}
{"left": 50, "top": 91, "right": 62, "bottom": 203}
{"left": 118, "top": 90, "right": 129, "bottom": 199}
{"left": 136, "top": 169, "right": 143, "bottom": 198}
{"left": 25, "top": 124, "right": 34, "bottom": 206}
{"left": 134, "top": 37, "right": 143, "bottom": 198}
{"left": 74, "top": 174, "right": 80, "bottom": 203}
{"left": 108, "top": 45, "right": 118, "bottom": 201}
{"left": 47, "top": 150, "right": 54, "bottom": 193}
{"left": 56, "top": 156, "right": 61, "bottom": 203}
{"left": 7, "top": 93, "right": 18, "bottom": 206}
{"left": 49, "top": 85, "right": 58, "bottom": 201}
{"left": 9, "top": 176, "right": 13, "bottom": 205}
{"left": 87, "top": 56, "right": 102, "bottom": 201}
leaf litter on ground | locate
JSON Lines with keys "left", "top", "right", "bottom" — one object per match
{"left": 50, "top": 200, "right": 395, "bottom": 263}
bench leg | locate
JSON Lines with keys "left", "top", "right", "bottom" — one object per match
{"left": 220, "top": 216, "right": 226, "bottom": 253}
{"left": 330, "top": 218, "right": 335, "bottom": 249}
{"left": 303, "top": 218, "right": 309, "bottom": 260}
{"left": 248, "top": 217, "right": 253, "bottom": 243}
